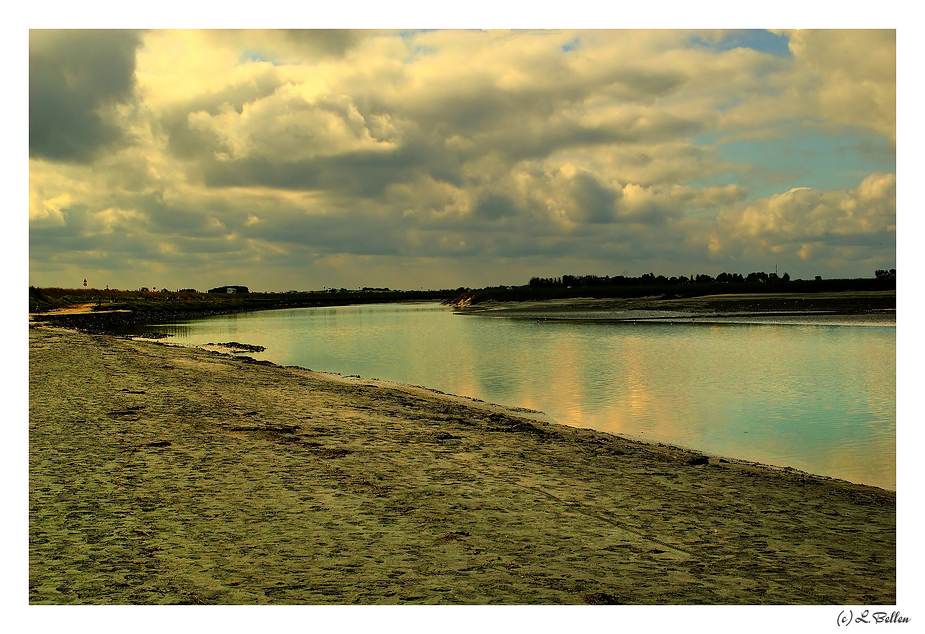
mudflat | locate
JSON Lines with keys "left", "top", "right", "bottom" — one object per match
{"left": 454, "top": 290, "right": 896, "bottom": 323}
{"left": 29, "top": 325, "right": 895, "bottom": 605}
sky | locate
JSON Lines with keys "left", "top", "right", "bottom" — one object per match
{"left": 27, "top": 26, "right": 897, "bottom": 292}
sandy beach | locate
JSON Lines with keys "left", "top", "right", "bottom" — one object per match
{"left": 29, "top": 324, "right": 895, "bottom": 605}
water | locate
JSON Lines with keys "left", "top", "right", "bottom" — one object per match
{"left": 141, "top": 302, "right": 896, "bottom": 489}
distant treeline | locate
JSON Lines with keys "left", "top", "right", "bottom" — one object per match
{"left": 445, "top": 269, "right": 896, "bottom": 306}
{"left": 529, "top": 269, "right": 896, "bottom": 289}
{"left": 529, "top": 271, "right": 792, "bottom": 288}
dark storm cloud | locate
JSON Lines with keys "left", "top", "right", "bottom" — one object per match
{"left": 138, "top": 192, "right": 233, "bottom": 237}
{"left": 402, "top": 69, "right": 699, "bottom": 165}
{"left": 280, "top": 30, "right": 363, "bottom": 58}
{"left": 473, "top": 193, "right": 519, "bottom": 221}
{"left": 29, "top": 30, "right": 143, "bottom": 163}
{"left": 29, "top": 204, "right": 161, "bottom": 271}
{"left": 569, "top": 172, "right": 620, "bottom": 224}
{"left": 600, "top": 67, "right": 688, "bottom": 102}
{"left": 811, "top": 230, "right": 896, "bottom": 248}
{"left": 243, "top": 211, "right": 405, "bottom": 257}
{"left": 199, "top": 155, "right": 400, "bottom": 197}
{"left": 200, "top": 141, "right": 463, "bottom": 197}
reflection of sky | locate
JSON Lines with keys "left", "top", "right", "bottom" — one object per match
{"left": 150, "top": 304, "right": 896, "bottom": 489}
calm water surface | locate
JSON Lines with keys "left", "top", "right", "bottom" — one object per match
{"left": 145, "top": 302, "right": 896, "bottom": 489}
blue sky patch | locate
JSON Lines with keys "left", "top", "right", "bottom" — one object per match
{"left": 690, "top": 30, "right": 791, "bottom": 57}
{"left": 691, "top": 128, "right": 894, "bottom": 198}
{"left": 239, "top": 50, "right": 281, "bottom": 65}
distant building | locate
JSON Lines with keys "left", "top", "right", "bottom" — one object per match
{"left": 208, "top": 285, "right": 249, "bottom": 294}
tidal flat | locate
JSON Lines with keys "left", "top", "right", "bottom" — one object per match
{"left": 29, "top": 325, "right": 895, "bottom": 605}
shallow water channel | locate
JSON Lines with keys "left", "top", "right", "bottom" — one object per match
{"left": 140, "top": 302, "right": 896, "bottom": 489}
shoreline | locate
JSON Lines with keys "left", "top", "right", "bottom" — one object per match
{"left": 29, "top": 289, "right": 896, "bottom": 332}
{"left": 165, "top": 339, "right": 893, "bottom": 493}
{"left": 29, "top": 324, "right": 896, "bottom": 604}
{"left": 130, "top": 303, "right": 894, "bottom": 490}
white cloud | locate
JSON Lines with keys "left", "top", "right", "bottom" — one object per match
{"left": 786, "top": 29, "right": 895, "bottom": 143}
{"left": 713, "top": 173, "right": 896, "bottom": 257}
{"left": 187, "top": 85, "right": 401, "bottom": 162}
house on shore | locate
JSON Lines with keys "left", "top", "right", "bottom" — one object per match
{"left": 207, "top": 285, "right": 249, "bottom": 294}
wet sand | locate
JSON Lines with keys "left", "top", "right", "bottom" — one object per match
{"left": 29, "top": 324, "right": 895, "bottom": 605}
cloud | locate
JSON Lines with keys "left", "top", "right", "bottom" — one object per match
{"left": 186, "top": 85, "right": 401, "bottom": 163}
{"left": 29, "top": 30, "right": 143, "bottom": 163}
{"left": 568, "top": 171, "right": 621, "bottom": 224}
{"left": 711, "top": 173, "right": 896, "bottom": 263}
{"left": 786, "top": 30, "right": 895, "bottom": 143}
{"left": 275, "top": 29, "right": 364, "bottom": 59}
{"left": 472, "top": 192, "right": 520, "bottom": 221}
{"left": 28, "top": 29, "right": 896, "bottom": 290}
